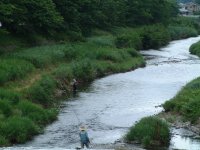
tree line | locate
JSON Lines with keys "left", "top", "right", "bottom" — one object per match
{"left": 0, "top": 0, "right": 178, "bottom": 36}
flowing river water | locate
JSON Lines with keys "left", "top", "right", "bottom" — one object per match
{"left": 3, "top": 37, "right": 200, "bottom": 150}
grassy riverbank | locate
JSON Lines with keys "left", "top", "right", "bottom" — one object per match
{"left": 161, "top": 41, "right": 200, "bottom": 125}
{"left": 125, "top": 117, "right": 170, "bottom": 149}
{"left": 0, "top": 28, "right": 146, "bottom": 146}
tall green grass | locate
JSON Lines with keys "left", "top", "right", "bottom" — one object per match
{"left": 10, "top": 45, "right": 67, "bottom": 68}
{"left": 168, "top": 26, "right": 198, "bottom": 40}
{"left": 27, "top": 75, "right": 56, "bottom": 106}
{"left": 163, "top": 77, "right": 200, "bottom": 123}
{"left": 0, "top": 117, "right": 39, "bottom": 144}
{"left": 190, "top": 41, "right": 200, "bottom": 57}
{"left": 0, "top": 59, "right": 35, "bottom": 85}
{"left": 126, "top": 116, "right": 170, "bottom": 148}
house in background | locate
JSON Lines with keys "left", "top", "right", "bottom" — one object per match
{"left": 179, "top": 2, "right": 200, "bottom": 15}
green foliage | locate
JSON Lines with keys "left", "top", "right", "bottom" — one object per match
{"left": 115, "top": 31, "right": 142, "bottom": 49}
{"left": 0, "top": 59, "right": 35, "bottom": 85}
{"left": 17, "top": 100, "right": 57, "bottom": 125}
{"left": 71, "top": 59, "right": 95, "bottom": 82}
{"left": 0, "top": 0, "right": 63, "bottom": 34}
{"left": 140, "top": 25, "right": 171, "bottom": 50}
{"left": 126, "top": 0, "right": 177, "bottom": 26}
{"left": 27, "top": 75, "right": 56, "bottom": 106}
{"left": 0, "top": 29, "right": 28, "bottom": 54}
{"left": 53, "top": 65, "right": 73, "bottom": 82}
{"left": 168, "top": 26, "right": 198, "bottom": 40}
{"left": 0, "top": 135, "right": 9, "bottom": 146}
{"left": 96, "top": 49, "right": 126, "bottom": 63}
{"left": 0, "top": 117, "right": 39, "bottom": 143}
{"left": 190, "top": 41, "right": 200, "bottom": 57}
{"left": 0, "top": 89, "right": 20, "bottom": 104}
{"left": 126, "top": 116, "right": 170, "bottom": 148}
{"left": 88, "top": 35, "right": 114, "bottom": 47}
{"left": 170, "top": 17, "right": 200, "bottom": 33}
{"left": 0, "top": 99, "right": 12, "bottom": 117}
{"left": 0, "top": 0, "right": 177, "bottom": 37}
{"left": 163, "top": 76, "right": 200, "bottom": 123}
{"left": 11, "top": 45, "right": 66, "bottom": 68}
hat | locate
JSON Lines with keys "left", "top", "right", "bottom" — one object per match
{"left": 79, "top": 125, "right": 86, "bottom": 131}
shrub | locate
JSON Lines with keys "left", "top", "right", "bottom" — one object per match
{"left": 190, "top": 41, "right": 200, "bottom": 57}
{"left": 125, "top": 48, "right": 139, "bottom": 57}
{"left": 53, "top": 65, "right": 73, "bottom": 82}
{"left": 114, "top": 29, "right": 142, "bottom": 49}
{"left": 63, "top": 46, "right": 79, "bottom": 61}
{"left": 0, "top": 89, "right": 20, "bottom": 104}
{"left": 182, "top": 98, "right": 200, "bottom": 123}
{"left": 96, "top": 49, "right": 125, "bottom": 63}
{"left": 170, "top": 17, "right": 200, "bottom": 33}
{"left": 17, "top": 101, "right": 50, "bottom": 125}
{"left": 140, "top": 24, "right": 171, "bottom": 50}
{"left": 71, "top": 59, "right": 95, "bottom": 82}
{"left": 163, "top": 100, "right": 176, "bottom": 112}
{"left": 125, "top": 116, "right": 170, "bottom": 148}
{"left": 163, "top": 77, "right": 200, "bottom": 123}
{"left": 0, "top": 99, "right": 12, "bottom": 117}
{"left": 88, "top": 35, "right": 114, "bottom": 47}
{"left": 0, "top": 135, "right": 9, "bottom": 146}
{"left": 0, "top": 59, "right": 34, "bottom": 84}
{"left": 11, "top": 45, "right": 66, "bottom": 68}
{"left": 168, "top": 26, "right": 198, "bottom": 40}
{"left": 27, "top": 75, "right": 56, "bottom": 106}
{"left": 0, "top": 117, "right": 39, "bottom": 143}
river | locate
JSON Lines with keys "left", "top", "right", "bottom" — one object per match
{"left": 3, "top": 37, "right": 200, "bottom": 150}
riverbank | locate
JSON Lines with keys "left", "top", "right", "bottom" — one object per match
{"left": 158, "top": 40, "right": 200, "bottom": 137}
{"left": 1, "top": 16, "right": 200, "bottom": 146}
{"left": 0, "top": 28, "right": 147, "bottom": 146}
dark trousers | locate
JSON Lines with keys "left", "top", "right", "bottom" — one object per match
{"left": 81, "top": 142, "right": 89, "bottom": 148}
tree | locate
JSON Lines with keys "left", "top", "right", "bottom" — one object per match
{"left": 0, "top": 0, "right": 63, "bottom": 34}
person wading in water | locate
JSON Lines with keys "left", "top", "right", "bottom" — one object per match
{"left": 79, "top": 125, "right": 90, "bottom": 149}
{"left": 72, "top": 78, "right": 78, "bottom": 95}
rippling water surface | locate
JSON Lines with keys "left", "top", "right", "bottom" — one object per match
{"left": 3, "top": 37, "right": 200, "bottom": 150}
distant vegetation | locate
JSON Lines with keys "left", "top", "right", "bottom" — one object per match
{"left": 0, "top": 0, "right": 178, "bottom": 52}
{"left": 126, "top": 117, "right": 170, "bottom": 148}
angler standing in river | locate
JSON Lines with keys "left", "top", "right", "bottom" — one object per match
{"left": 79, "top": 125, "right": 90, "bottom": 149}
{"left": 72, "top": 78, "right": 78, "bottom": 95}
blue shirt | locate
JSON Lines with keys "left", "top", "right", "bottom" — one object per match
{"left": 79, "top": 131, "right": 89, "bottom": 143}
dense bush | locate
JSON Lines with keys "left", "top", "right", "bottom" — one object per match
{"left": 140, "top": 25, "right": 171, "bottom": 50}
{"left": 163, "top": 77, "right": 200, "bottom": 123}
{"left": 168, "top": 26, "right": 198, "bottom": 40}
{"left": 27, "top": 76, "right": 56, "bottom": 106}
{"left": 71, "top": 59, "right": 95, "bottom": 82}
{"left": 53, "top": 65, "right": 73, "bottom": 82}
{"left": 170, "top": 17, "right": 200, "bottom": 33}
{"left": 0, "top": 99, "right": 12, "bottom": 117}
{"left": 0, "top": 59, "right": 35, "bottom": 84}
{"left": 126, "top": 116, "right": 170, "bottom": 148}
{"left": 190, "top": 41, "right": 200, "bottom": 57}
{"left": 11, "top": 45, "right": 66, "bottom": 68}
{"left": 88, "top": 35, "right": 114, "bottom": 47}
{"left": 17, "top": 101, "right": 57, "bottom": 125}
{"left": 0, "top": 117, "right": 39, "bottom": 144}
{"left": 0, "top": 89, "right": 20, "bottom": 104}
{"left": 115, "top": 29, "right": 142, "bottom": 49}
